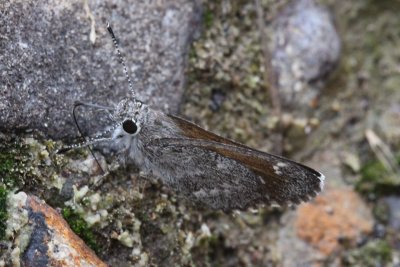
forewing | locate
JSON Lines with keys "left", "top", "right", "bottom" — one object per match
{"left": 145, "top": 138, "right": 324, "bottom": 211}
{"left": 168, "top": 115, "right": 247, "bottom": 147}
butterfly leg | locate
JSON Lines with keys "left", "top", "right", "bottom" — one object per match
{"left": 90, "top": 170, "right": 111, "bottom": 189}
{"left": 72, "top": 101, "right": 115, "bottom": 175}
{"left": 73, "top": 100, "right": 114, "bottom": 111}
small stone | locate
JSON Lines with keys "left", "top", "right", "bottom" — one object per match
{"left": 138, "top": 252, "right": 149, "bottom": 266}
{"left": 373, "top": 223, "right": 386, "bottom": 239}
{"left": 272, "top": 0, "right": 341, "bottom": 108}
{"left": 132, "top": 247, "right": 141, "bottom": 256}
{"left": 200, "top": 223, "right": 211, "bottom": 237}
{"left": 281, "top": 113, "right": 294, "bottom": 128}
{"left": 378, "top": 104, "right": 400, "bottom": 146}
{"left": 309, "top": 118, "right": 320, "bottom": 127}
{"left": 331, "top": 100, "right": 341, "bottom": 112}
{"left": 342, "top": 152, "right": 361, "bottom": 173}
{"left": 383, "top": 196, "right": 400, "bottom": 231}
{"left": 99, "top": 209, "right": 108, "bottom": 219}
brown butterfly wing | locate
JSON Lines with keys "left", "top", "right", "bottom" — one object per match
{"left": 168, "top": 115, "right": 324, "bottom": 203}
{"left": 148, "top": 118, "right": 324, "bottom": 209}
{"left": 169, "top": 115, "right": 323, "bottom": 184}
{"left": 168, "top": 115, "right": 248, "bottom": 147}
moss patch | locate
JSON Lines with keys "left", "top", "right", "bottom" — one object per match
{"left": 0, "top": 139, "right": 32, "bottom": 189}
{"left": 0, "top": 139, "right": 32, "bottom": 240}
{"left": 182, "top": 0, "right": 272, "bottom": 149}
{"left": 62, "top": 207, "right": 100, "bottom": 254}
{"left": 203, "top": 8, "right": 214, "bottom": 29}
{"left": 355, "top": 156, "right": 400, "bottom": 197}
{"left": 342, "top": 240, "right": 392, "bottom": 267}
{"left": 0, "top": 186, "right": 8, "bottom": 240}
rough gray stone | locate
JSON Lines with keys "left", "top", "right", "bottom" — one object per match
{"left": 378, "top": 103, "right": 400, "bottom": 146}
{"left": 383, "top": 196, "right": 400, "bottom": 231}
{"left": 272, "top": 0, "right": 341, "bottom": 108}
{"left": 0, "top": 0, "right": 202, "bottom": 139}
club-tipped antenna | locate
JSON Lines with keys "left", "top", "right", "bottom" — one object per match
{"left": 107, "top": 22, "right": 136, "bottom": 99}
{"left": 56, "top": 124, "right": 117, "bottom": 154}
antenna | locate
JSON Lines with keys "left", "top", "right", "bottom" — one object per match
{"left": 107, "top": 22, "right": 136, "bottom": 99}
{"left": 71, "top": 102, "right": 106, "bottom": 173}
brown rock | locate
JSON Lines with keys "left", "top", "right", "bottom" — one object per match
{"left": 295, "top": 189, "right": 373, "bottom": 255}
{"left": 8, "top": 193, "right": 106, "bottom": 267}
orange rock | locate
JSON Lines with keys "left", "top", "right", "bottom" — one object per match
{"left": 20, "top": 194, "right": 107, "bottom": 267}
{"left": 295, "top": 189, "right": 373, "bottom": 255}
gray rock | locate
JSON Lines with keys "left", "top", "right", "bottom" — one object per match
{"left": 0, "top": 0, "right": 202, "bottom": 139}
{"left": 277, "top": 211, "right": 325, "bottom": 267}
{"left": 272, "top": 0, "right": 341, "bottom": 108}
{"left": 383, "top": 196, "right": 400, "bottom": 231}
{"left": 378, "top": 103, "right": 400, "bottom": 146}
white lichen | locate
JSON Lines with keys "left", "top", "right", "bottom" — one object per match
{"left": 73, "top": 185, "right": 89, "bottom": 202}
{"left": 88, "top": 193, "right": 101, "bottom": 210}
{"left": 118, "top": 230, "right": 134, "bottom": 248}
{"left": 83, "top": 212, "right": 101, "bottom": 226}
{"left": 6, "top": 192, "right": 28, "bottom": 239}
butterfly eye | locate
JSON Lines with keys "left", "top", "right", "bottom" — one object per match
{"left": 122, "top": 119, "right": 138, "bottom": 134}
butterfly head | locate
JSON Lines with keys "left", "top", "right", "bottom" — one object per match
{"left": 111, "top": 98, "right": 145, "bottom": 140}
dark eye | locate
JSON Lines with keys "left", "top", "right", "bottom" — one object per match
{"left": 122, "top": 119, "right": 138, "bottom": 134}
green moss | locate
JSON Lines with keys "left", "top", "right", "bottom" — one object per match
{"left": 342, "top": 240, "right": 392, "bottom": 266}
{"left": 203, "top": 9, "right": 214, "bottom": 29}
{"left": 190, "top": 234, "right": 219, "bottom": 266}
{"left": 0, "top": 141, "right": 31, "bottom": 189}
{"left": 0, "top": 151, "right": 19, "bottom": 188}
{"left": 62, "top": 207, "right": 100, "bottom": 254}
{"left": 0, "top": 186, "right": 8, "bottom": 240}
{"left": 355, "top": 158, "right": 400, "bottom": 197}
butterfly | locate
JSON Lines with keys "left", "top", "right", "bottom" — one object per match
{"left": 59, "top": 24, "right": 325, "bottom": 212}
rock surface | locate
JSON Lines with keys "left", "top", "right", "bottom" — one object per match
{"left": 1, "top": 192, "right": 106, "bottom": 267}
{"left": 1, "top": 0, "right": 400, "bottom": 266}
{"left": 0, "top": 0, "right": 201, "bottom": 139}
{"left": 272, "top": 0, "right": 341, "bottom": 108}
{"left": 295, "top": 189, "right": 373, "bottom": 255}
{"left": 382, "top": 196, "right": 400, "bottom": 231}
{"left": 278, "top": 188, "right": 373, "bottom": 266}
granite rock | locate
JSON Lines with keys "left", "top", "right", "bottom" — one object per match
{"left": 272, "top": 0, "right": 341, "bottom": 108}
{"left": 0, "top": 0, "right": 202, "bottom": 139}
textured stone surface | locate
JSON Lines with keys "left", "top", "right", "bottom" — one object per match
{"left": 2, "top": 0, "right": 400, "bottom": 266}
{"left": 383, "top": 196, "right": 400, "bottom": 231}
{"left": 272, "top": 0, "right": 341, "bottom": 108}
{"left": 0, "top": 0, "right": 201, "bottom": 139}
{"left": 1, "top": 192, "right": 106, "bottom": 267}
{"left": 378, "top": 103, "right": 400, "bottom": 146}
{"left": 295, "top": 189, "right": 373, "bottom": 255}
{"left": 277, "top": 189, "right": 373, "bottom": 266}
